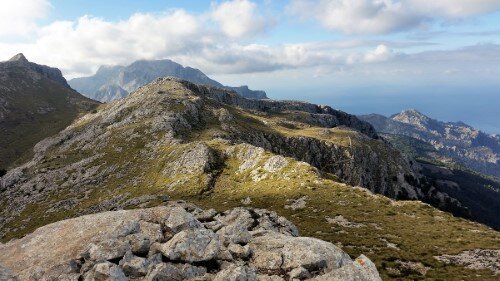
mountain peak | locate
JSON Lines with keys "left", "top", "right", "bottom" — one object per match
{"left": 8, "top": 53, "right": 29, "bottom": 63}
{"left": 399, "top": 108, "right": 426, "bottom": 118}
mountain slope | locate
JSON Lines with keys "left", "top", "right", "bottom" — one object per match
{"left": 1, "top": 78, "right": 499, "bottom": 279}
{"left": 359, "top": 110, "right": 499, "bottom": 177}
{"left": 0, "top": 54, "right": 99, "bottom": 171}
{"left": 69, "top": 59, "right": 268, "bottom": 102}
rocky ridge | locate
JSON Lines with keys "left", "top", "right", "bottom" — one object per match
{"left": 359, "top": 109, "right": 500, "bottom": 177}
{"left": 2, "top": 78, "right": 499, "bottom": 279}
{"left": 69, "top": 59, "right": 268, "bottom": 102}
{"left": 0, "top": 203, "right": 381, "bottom": 281}
{"left": 0, "top": 78, "right": 466, "bottom": 233}
{"left": 0, "top": 77, "right": 467, "bottom": 238}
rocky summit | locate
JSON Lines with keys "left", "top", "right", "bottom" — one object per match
{"left": 69, "top": 59, "right": 268, "bottom": 102}
{"left": 0, "top": 202, "right": 381, "bottom": 281}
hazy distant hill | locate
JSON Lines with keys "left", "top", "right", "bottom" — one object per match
{"left": 359, "top": 109, "right": 500, "bottom": 178}
{"left": 0, "top": 54, "right": 99, "bottom": 171}
{"left": 69, "top": 59, "right": 268, "bottom": 102}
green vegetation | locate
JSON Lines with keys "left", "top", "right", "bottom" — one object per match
{"left": 1, "top": 80, "right": 498, "bottom": 280}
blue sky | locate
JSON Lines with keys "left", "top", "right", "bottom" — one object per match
{"left": 1, "top": 0, "right": 500, "bottom": 133}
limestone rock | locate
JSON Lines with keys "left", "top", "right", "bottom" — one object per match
{"left": 159, "top": 228, "right": 221, "bottom": 262}
{"left": 250, "top": 232, "right": 351, "bottom": 273}
{"left": 213, "top": 265, "right": 257, "bottom": 281}
{"left": 84, "top": 262, "right": 128, "bottom": 281}
{"left": 0, "top": 204, "right": 381, "bottom": 281}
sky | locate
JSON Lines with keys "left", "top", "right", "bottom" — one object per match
{"left": 1, "top": 0, "right": 500, "bottom": 133}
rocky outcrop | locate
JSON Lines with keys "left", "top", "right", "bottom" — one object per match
{"left": 0, "top": 203, "right": 381, "bottom": 281}
{"left": 69, "top": 59, "right": 268, "bottom": 102}
{"left": 434, "top": 249, "right": 500, "bottom": 274}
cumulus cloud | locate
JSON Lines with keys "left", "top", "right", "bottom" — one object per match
{"left": 211, "top": 0, "right": 271, "bottom": 38}
{"left": 287, "top": 0, "right": 500, "bottom": 34}
{"left": 0, "top": 4, "right": 401, "bottom": 78}
{"left": 0, "top": 0, "right": 51, "bottom": 38}
{"left": 1, "top": 0, "right": 497, "bottom": 81}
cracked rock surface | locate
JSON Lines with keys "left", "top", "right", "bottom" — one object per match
{"left": 0, "top": 202, "right": 381, "bottom": 281}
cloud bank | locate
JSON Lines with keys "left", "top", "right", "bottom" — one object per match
{"left": 287, "top": 0, "right": 500, "bottom": 34}
{"left": 0, "top": 0, "right": 499, "bottom": 82}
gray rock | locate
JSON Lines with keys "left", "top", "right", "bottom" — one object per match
{"left": 249, "top": 232, "right": 351, "bottom": 273}
{"left": 127, "top": 233, "right": 152, "bottom": 255}
{"left": 228, "top": 244, "right": 251, "bottom": 259}
{"left": 213, "top": 265, "right": 257, "bottom": 281}
{"left": 288, "top": 266, "right": 310, "bottom": 279}
{"left": 310, "top": 255, "right": 382, "bottom": 281}
{"left": 159, "top": 228, "right": 221, "bottom": 262}
{"left": 0, "top": 263, "right": 18, "bottom": 281}
{"left": 119, "top": 251, "right": 149, "bottom": 277}
{"left": 196, "top": 208, "right": 218, "bottom": 221}
{"left": 85, "top": 238, "right": 132, "bottom": 262}
{"left": 0, "top": 205, "right": 381, "bottom": 281}
{"left": 144, "top": 263, "right": 183, "bottom": 281}
{"left": 162, "top": 205, "right": 202, "bottom": 234}
{"left": 256, "top": 275, "right": 284, "bottom": 281}
{"left": 84, "top": 262, "right": 128, "bottom": 281}
{"left": 144, "top": 262, "right": 206, "bottom": 281}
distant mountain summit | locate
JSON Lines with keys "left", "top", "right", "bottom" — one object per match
{"left": 0, "top": 53, "right": 99, "bottom": 171}
{"left": 8, "top": 53, "right": 29, "bottom": 63}
{"left": 69, "top": 59, "right": 268, "bottom": 102}
{"left": 359, "top": 109, "right": 500, "bottom": 177}
{"left": 2, "top": 53, "right": 71, "bottom": 88}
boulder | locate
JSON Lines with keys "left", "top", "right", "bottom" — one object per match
{"left": 83, "top": 262, "right": 128, "bottom": 281}
{"left": 249, "top": 231, "right": 351, "bottom": 272}
{"left": 159, "top": 228, "right": 221, "bottom": 262}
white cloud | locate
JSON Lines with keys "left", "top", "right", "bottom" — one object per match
{"left": 287, "top": 0, "right": 500, "bottom": 34}
{"left": 0, "top": 5, "right": 401, "bottom": 78}
{"left": 0, "top": 0, "right": 497, "bottom": 82}
{"left": 211, "top": 0, "right": 270, "bottom": 38}
{"left": 0, "top": 0, "right": 51, "bottom": 38}
{"left": 364, "top": 44, "right": 395, "bottom": 63}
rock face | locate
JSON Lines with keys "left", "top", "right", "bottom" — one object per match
{"left": 0, "top": 203, "right": 381, "bottom": 281}
{"left": 69, "top": 58, "right": 268, "bottom": 101}
{"left": 359, "top": 109, "right": 500, "bottom": 178}
{"left": 0, "top": 53, "right": 99, "bottom": 171}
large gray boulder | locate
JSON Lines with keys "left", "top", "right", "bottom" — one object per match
{"left": 0, "top": 202, "right": 381, "bottom": 281}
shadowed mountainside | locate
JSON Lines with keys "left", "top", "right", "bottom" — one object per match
{"left": 0, "top": 54, "right": 99, "bottom": 171}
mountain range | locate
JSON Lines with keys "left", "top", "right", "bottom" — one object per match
{"left": 0, "top": 54, "right": 98, "bottom": 172}
{"left": 0, "top": 57, "right": 499, "bottom": 280}
{"left": 69, "top": 59, "right": 268, "bottom": 102}
{"left": 359, "top": 109, "right": 500, "bottom": 178}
